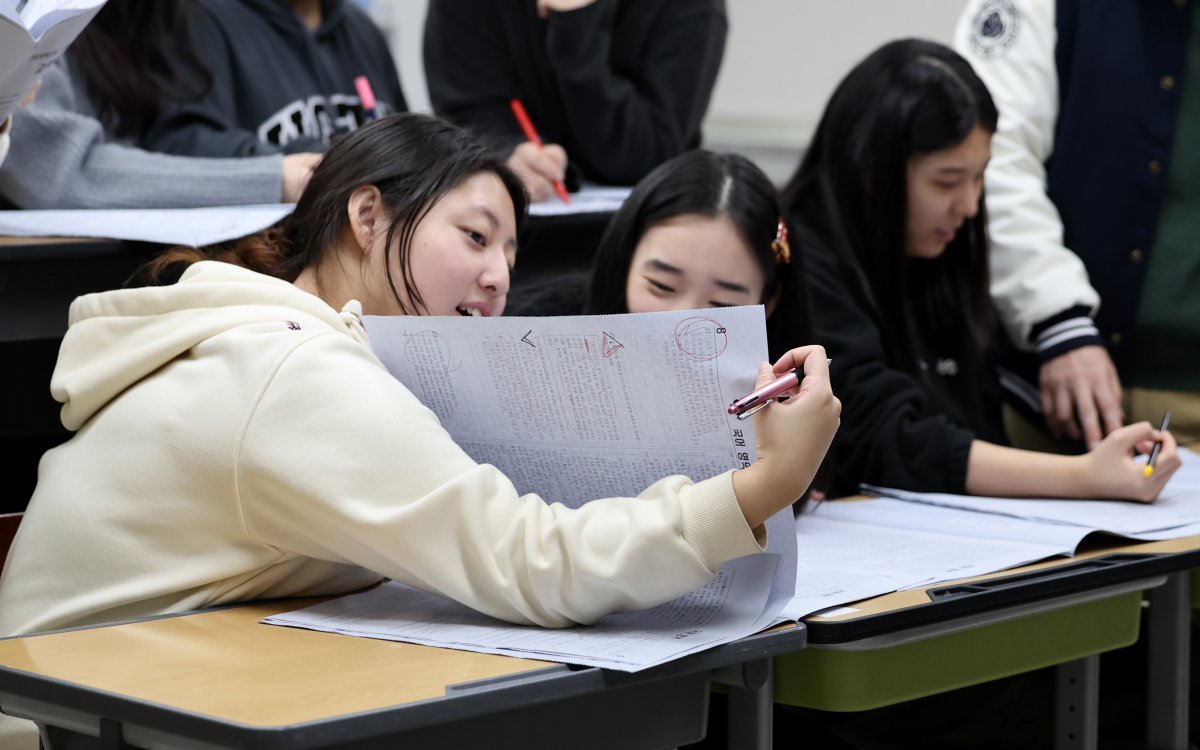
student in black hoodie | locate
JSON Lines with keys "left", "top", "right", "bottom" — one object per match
{"left": 424, "top": 0, "right": 726, "bottom": 201}
{"left": 144, "top": 0, "right": 406, "bottom": 157}
{"left": 782, "top": 39, "right": 1181, "bottom": 503}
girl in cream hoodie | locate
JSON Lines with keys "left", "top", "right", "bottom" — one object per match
{"left": 0, "top": 113, "right": 838, "bottom": 640}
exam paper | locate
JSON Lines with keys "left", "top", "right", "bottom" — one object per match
{"left": 347, "top": 308, "right": 796, "bottom": 666}
{"left": 0, "top": 205, "right": 294, "bottom": 247}
{"left": 265, "top": 552, "right": 778, "bottom": 672}
{"left": 363, "top": 307, "right": 797, "bottom": 613}
{"left": 865, "top": 447, "right": 1200, "bottom": 538}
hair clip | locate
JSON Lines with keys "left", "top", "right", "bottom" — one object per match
{"left": 771, "top": 218, "right": 791, "bottom": 265}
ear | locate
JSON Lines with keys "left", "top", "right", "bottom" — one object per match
{"left": 345, "top": 185, "right": 386, "bottom": 257}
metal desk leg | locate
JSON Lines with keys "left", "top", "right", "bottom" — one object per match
{"left": 1055, "top": 654, "right": 1099, "bottom": 750}
{"left": 1147, "top": 572, "right": 1190, "bottom": 750}
{"left": 715, "top": 658, "right": 772, "bottom": 750}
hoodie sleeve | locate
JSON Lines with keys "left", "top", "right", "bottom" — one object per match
{"left": 805, "top": 234, "right": 975, "bottom": 495}
{"left": 0, "top": 59, "right": 283, "bottom": 209}
{"left": 235, "top": 333, "right": 763, "bottom": 628}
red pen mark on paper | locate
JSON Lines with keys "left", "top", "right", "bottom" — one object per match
{"left": 601, "top": 332, "right": 623, "bottom": 358}
{"left": 674, "top": 317, "right": 728, "bottom": 361}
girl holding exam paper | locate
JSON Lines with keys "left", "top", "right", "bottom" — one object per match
{"left": 0, "top": 115, "right": 839, "bottom": 646}
{"left": 782, "top": 39, "right": 1180, "bottom": 502}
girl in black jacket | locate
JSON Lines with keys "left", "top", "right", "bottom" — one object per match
{"left": 783, "top": 38, "right": 1178, "bottom": 501}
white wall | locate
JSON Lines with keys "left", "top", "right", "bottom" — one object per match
{"left": 705, "top": 1, "right": 969, "bottom": 149}
{"left": 368, "top": 0, "right": 970, "bottom": 151}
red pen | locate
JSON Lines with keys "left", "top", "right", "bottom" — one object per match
{"left": 509, "top": 98, "right": 570, "bottom": 205}
{"left": 727, "top": 360, "right": 832, "bottom": 420}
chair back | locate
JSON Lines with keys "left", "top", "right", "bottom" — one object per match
{"left": 0, "top": 512, "right": 22, "bottom": 579}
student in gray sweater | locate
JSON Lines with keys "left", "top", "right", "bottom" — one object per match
{"left": 0, "top": 0, "right": 320, "bottom": 210}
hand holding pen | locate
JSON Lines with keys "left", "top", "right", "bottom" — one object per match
{"left": 728, "top": 346, "right": 841, "bottom": 528}
{"left": 508, "top": 99, "right": 570, "bottom": 204}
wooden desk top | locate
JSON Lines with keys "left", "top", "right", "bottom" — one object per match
{"left": 0, "top": 598, "right": 556, "bottom": 727}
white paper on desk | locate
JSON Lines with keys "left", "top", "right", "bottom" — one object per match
{"left": 0, "top": 204, "right": 294, "bottom": 247}
{"left": 0, "top": 0, "right": 106, "bottom": 121}
{"left": 528, "top": 184, "right": 632, "bottom": 216}
{"left": 363, "top": 307, "right": 797, "bottom": 623}
{"left": 780, "top": 501, "right": 1080, "bottom": 618}
{"left": 865, "top": 447, "right": 1200, "bottom": 538}
{"left": 266, "top": 553, "right": 778, "bottom": 672}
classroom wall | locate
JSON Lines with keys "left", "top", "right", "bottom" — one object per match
{"left": 366, "top": 0, "right": 970, "bottom": 178}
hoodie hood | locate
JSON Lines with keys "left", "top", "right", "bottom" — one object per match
{"left": 52, "top": 262, "right": 366, "bottom": 431}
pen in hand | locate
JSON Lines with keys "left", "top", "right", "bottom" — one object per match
{"left": 727, "top": 360, "right": 831, "bottom": 420}
{"left": 1144, "top": 410, "right": 1172, "bottom": 477}
{"left": 509, "top": 98, "right": 570, "bottom": 205}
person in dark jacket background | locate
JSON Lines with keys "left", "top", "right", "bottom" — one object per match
{"left": 423, "top": 0, "right": 726, "bottom": 201}
{"left": 143, "top": 0, "right": 406, "bottom": 157}
{"left": 782, "top": 38, "right": 1178, "bottom": 501}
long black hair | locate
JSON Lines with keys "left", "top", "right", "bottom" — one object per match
{"left": 782, "top": 38, "right": 998, "bottom": 373}
{"left": 134, "top": 112, "right": 528, "bottom": 313}
{"left": 69, "top": 0, "right": 211, "bottom": 140}
{"left": 586, "top": 150, "right": 813, "bottom": 358}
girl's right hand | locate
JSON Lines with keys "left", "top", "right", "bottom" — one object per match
{"left": 733, "top": 346, "right": 840, "bottom": 528}
{"left": 1080, "top": 421, "right": 1181, "bottom": 502}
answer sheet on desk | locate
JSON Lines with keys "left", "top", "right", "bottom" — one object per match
{"left": 865, "top": 447, "right": 1200, "bottom": 537}
{"left": 781, "top": 501, "right": 1079, "bottom": 618}
{"left": 528, "top": 184, "right": 631, "bottom": 216}
{"left": 363, "top": 307, "right": 796, "bottom": 624}
{"left": 265, "top": 553, "right": 777, "bottom": 672}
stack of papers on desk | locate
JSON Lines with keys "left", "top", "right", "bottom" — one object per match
{"left": 266, "top": 306, "right": 796, "bottom": 672}
{"left": 779, "top": 448, "right": 1200, "bottom": 617}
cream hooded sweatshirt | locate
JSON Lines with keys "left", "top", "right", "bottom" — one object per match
{"left": 0, "top": 261, "right": 762, "bottom": 638}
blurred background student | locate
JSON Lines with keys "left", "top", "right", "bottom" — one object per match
{"left": 142, "top": 0, "right": 406, "bottom": 157}
{"left": 0, "top": 0, "right": 321, "bottom": 209}
{"left": 423, "top": 0, "right": 727, "bottom": 200}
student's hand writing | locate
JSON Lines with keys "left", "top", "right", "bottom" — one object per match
{"left": 732, "top": 346, "right": 840, "bottom": 529}
{"left": 1078, "top": 421, "right": 1180, "bottom": 503}
{"left": 507, "top": 141, "right": 567, "bottom": 202}
{"left": 1040, "top": 345, "right": 1124, "bottom": 449}
{"left": 281, "top": 153, "right": 323, "bottom": 203}
{"left": 536, "top": 0, "right": 599, "bottom": 18}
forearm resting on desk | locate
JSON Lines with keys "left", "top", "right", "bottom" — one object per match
{"left": 966, "top": 422, "right": 1180, "bottom": 502}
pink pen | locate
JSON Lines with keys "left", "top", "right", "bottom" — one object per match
{"left": 727, "top": 359, "right": 832, "bottom": 420}
{"left": 355, "top": 75, "right": 379, "bottom": 121}
{"left": 728, "top": 368, "right": 800, "bottom": 420}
